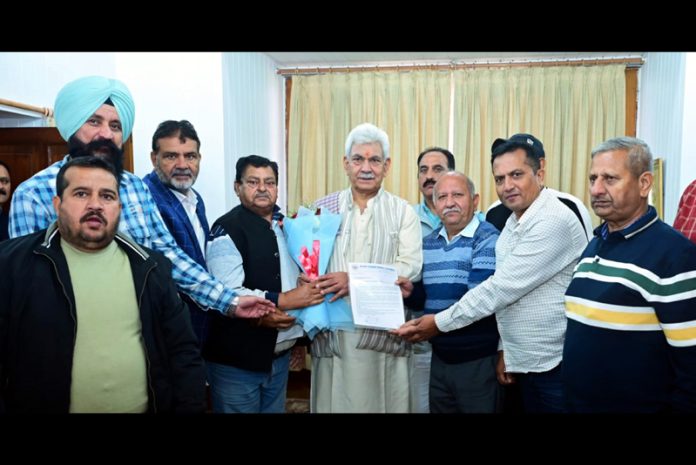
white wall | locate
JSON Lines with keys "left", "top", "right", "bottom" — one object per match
{"left": 679, "top": 53, "right": 696, "bottom": 204}
{"left": 221, "top": 53, "right": 285, "bottom": 211}
{"left": 114, "top": 52, "right": 227, "bottom": 221}
{"left": 0, "top": 52, "right": 230, "bottom": 223}
{"left": 637, "top": 52, "right": 686, "bottom": 224}
{"left": 0, "top": 52, "right": 117, "bottom": 106}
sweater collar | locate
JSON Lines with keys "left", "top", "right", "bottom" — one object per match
{"left": 596, "top": 205, "right": 658, "bottom": 241}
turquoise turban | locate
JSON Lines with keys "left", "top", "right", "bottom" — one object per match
{"left": 54, "top": 76, "right": 135, "bottom": 142}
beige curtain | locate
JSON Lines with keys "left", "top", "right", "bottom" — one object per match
{"left": 287, "top": 70, "right": 451, "bottom": 210}
{"left": 452, "top": 65, "right": 626, "bottom": 226}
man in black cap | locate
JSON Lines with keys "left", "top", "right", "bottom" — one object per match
{"left": 393, "top": 134, "right": 588, "bottom": 412}
{"left": 485, "top": 133, "right": 593, "bottom": 240}
{"left": 481, "top": 133, "right": 592, "bottom": 413}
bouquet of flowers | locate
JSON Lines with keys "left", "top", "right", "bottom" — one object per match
{"left": 282, "top": 206, "right": 354, "bottom": 338}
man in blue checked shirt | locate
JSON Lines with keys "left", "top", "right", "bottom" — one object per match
{"left": 9, "top": 75, "right": 274, "bottom": 320}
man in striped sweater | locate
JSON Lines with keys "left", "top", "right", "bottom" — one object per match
{"left": 420, "top": 171, "right": 501, "bottom": 412}
{"left": 564, "top": 137, "right": 696, "bottom": 412}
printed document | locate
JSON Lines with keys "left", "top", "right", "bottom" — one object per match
{"left": 348, "top": 262, "right": 405, "bottom": 330}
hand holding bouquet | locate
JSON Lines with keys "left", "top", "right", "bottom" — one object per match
{"left": 283, "top": 206, "right": 354, "bottom": 338}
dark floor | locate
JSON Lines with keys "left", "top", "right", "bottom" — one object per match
{"left": 286, "top": 369, "right": 311, "bottom": 413}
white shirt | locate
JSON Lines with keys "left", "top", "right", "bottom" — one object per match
{"left": 435, "top": 188, "right": 588, "bottom": 373}
{"left": 171, "top": 188, "right": 206, "bottom": 257}
{"left": 438, "top": 215, "right": 480, "bottom": 245}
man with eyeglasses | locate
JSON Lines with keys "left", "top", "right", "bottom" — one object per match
{"left": 202, "top": 155, "right": 323, "bottom": 413}
{"left": 311, "top": 123, "right": 422, "bottom": 413}
{"left": 143, "top": 120, "right": 211, "bottom": 345}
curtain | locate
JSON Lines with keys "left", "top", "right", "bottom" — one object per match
{"left": 287, "top": 64, "right": 626, "bottom": 227}
{"left": 287, "top": 70, "right": 451, "bottom": 210}
{"left": 452, "top": 64, "right": 626, "bottom": 225}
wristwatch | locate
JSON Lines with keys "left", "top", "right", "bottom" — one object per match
{"left": 226, "top": 296, "right": 240, "bottom": 318}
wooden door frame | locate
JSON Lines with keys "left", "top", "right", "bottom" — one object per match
{"left": 0, "top": 127, "right": 133, "bottom": 172}
{"left": 625, "top": 68, "right": 639, "bottom": 137}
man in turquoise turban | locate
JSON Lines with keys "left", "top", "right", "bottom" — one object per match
{"left": 9, "top": 75, "right": 275, "bottom": 327}
{"left": 54, "top": 75, "right": 135, "bottom": 145}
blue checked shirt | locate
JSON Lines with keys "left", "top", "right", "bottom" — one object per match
{"left": 9, "top": 155, "right": 236, "bottom": 313}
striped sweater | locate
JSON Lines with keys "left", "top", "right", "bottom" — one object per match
{"left": 563, "top": 206, "right": 696, "bottom": 412}
{"left": 423, "top": 220, "right": 499, "bottom": 363}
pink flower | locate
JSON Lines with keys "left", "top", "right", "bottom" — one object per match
{"left": 299, "top": 240, "right": 320, "bottom": 280}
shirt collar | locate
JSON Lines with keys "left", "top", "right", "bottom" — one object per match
{"left": 348, "top": 187, "right": 384, "bottom": 211}
{"left": 598, "top": 205, "right": 656, "bottom": 240}
{"left": 419, "top": 200, "right": 441, "bottom": 229}
{"left": 170, "top": 188, "right": 198, "bottom": 206}
{"left": 438, "top": 215, "right": 480, "bottom": 243}
{"left": 506, "top": 186, "right": 547, "bottom": 229}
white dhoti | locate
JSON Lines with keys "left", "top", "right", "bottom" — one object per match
{"left": 310, "top": 330, "right": 409, "bottom": 413}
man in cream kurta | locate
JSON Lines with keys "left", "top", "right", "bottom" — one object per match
{"left": 311, "top": 123, "right": 422, "bottom": 413}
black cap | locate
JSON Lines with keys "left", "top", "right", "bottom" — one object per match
{"left": 491, "top": 133, "right": 545, "bottom": 159}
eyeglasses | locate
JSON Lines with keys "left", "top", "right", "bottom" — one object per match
{"left": 242, "top": 178, "right": 277, "bottom": 189}
{"left": 350, "top": 155, "right": 384, "bottom": 167}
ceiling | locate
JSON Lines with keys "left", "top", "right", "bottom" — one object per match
{"left": 264, "top": 52, "right": 644, "bottom": 68}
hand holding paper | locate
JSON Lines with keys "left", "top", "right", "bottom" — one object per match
{"left": 390, "top": 314, "right": 439, "bottom": 342}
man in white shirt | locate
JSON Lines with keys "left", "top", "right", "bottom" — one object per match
{"left": 143, "top": 120, "right": 211, "bottom": 344}
{"left": 311, "top": 123, "right": 423, "bottom": 413}
{"left": 393, "top": 133, "right": 587, "bottom": 413}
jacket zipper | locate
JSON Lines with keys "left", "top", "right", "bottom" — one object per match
{"left": 139, "top": 265, "right": 157, "bottom": 413}
{"left": 35, "top": 250, "right": 78, "bottom": 351}
{"left": 37, "top": 246, "right": 159, "bottom": 413}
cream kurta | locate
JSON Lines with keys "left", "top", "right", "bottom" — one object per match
{"left": 311, "top": 188, "right": 422, "bottom": 413}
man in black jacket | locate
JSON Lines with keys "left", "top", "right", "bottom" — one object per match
{"left": 0, "top": 156, "right": 206, "bottom": 413}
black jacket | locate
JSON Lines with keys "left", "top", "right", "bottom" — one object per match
{"left": 203, "top": 205, "right": 281, "bottom": 372}
{"left": 0, "top": 224, "right": 206, "bottom": 413}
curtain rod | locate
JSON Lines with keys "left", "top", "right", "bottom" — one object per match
{"left": 277, "top": 57, "right": 644, "bottom": 76}
{"left": 0, "top": 98, "right": 53, "bottom": 117}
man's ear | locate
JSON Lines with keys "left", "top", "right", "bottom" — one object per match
{"left": 535, "top": 166, "right": 545, "bottom": 185}
{"left": 52, "top": 195, "right": 61, "bottom": 216}
{"left": 150, "top": 152, "right": 157, "bottom": 168}
{"left": 639, "top": 171, "right": 654, "bottom": 199}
